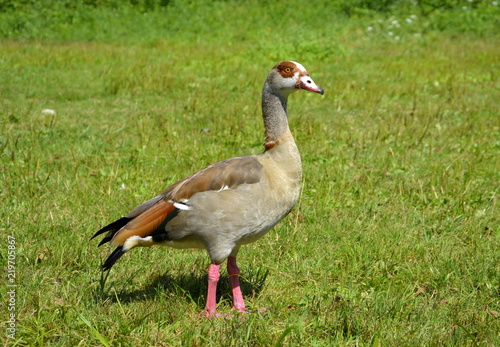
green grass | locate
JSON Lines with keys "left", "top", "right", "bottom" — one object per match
{"left": 1, "top": 1, "right": 499, "bottom": 346}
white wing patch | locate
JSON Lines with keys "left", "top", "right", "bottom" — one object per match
{"left": 173, "top": 201, "right": 192, "bottom": 210}
{"left": 169, "top": 185, "right": 229, "bottom": 211}
{"left": 217, "top": 185, "right": 230, "bottom": 192}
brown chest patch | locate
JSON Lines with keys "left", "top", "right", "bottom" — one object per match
{"left": 264, "top": 140, "right": 280, "bottom": 150}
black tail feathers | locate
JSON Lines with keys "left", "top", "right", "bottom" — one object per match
{"left": 101, "top": 246, "right": 127, "bottom": 271}
{"left": 91, "top": 217, "right": 132, "bottom": 247}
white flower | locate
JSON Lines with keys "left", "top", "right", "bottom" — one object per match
{"left": 391, "top": 20, "right": 398, "bottom": 25}
{"left": 475, "top": 209, "right": 486, "bottom": 218}
{"left": 406, "top": 18, "right": 413, "bottom": 23}
{"left": 388, "top": 31, "right": 394, "bottom": 36}
{"left": 492, "top": 1, "right": 498, "bottom": 6}
{"left": 395, "top": 36, "right": 401, "bottom": 40}
{"left": 119, "top": 183, "right": 126, "bottom": 191}
{"left": 367, "top": 26, "right": 374, "bottom": 31}
{"left": 42, "top": 109, "right": 56, "bottom": 115}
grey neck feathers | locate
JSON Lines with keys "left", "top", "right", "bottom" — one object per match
{"left": 262, "top": 81, "right": 293, "bottom": 144}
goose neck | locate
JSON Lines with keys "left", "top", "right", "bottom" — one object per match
{"left": 262, "top": 83, "right": 292, "bottom": 144}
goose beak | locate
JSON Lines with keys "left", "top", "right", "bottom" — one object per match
{"left": 296, "top": 73, "right": 324, "bottom": 95}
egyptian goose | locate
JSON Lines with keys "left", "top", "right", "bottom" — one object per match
{"left": 91, "top": 61, "right": 324, "bottom": 317}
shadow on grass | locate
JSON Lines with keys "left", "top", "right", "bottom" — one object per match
{"left": 92, "top": 266, "right": 269, "bottom": 310}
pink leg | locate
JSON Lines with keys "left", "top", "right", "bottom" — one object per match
{"left": 203, "top": 263, "right": 221, "bottom": 317}
{"left": 227, "top": 256, "right": 247, "bottom": 313}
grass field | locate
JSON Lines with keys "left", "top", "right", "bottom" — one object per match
{"left": 1, "top": 1, "right": 499, "bottom": 346}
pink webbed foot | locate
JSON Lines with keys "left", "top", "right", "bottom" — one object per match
{"left": 227, "top": 256, "right": 247, "bottom": 313}
{"left": 199, "top": 262, "right": 239, "bottom": 318}
{"left": 201, "top": 263, "right": 221, "bottom": 318}
{"left": 227, "top": 257, "right": 270, "bottom": 315}
{"left": 199, "top": 259, "right": 269, "bottom": 318}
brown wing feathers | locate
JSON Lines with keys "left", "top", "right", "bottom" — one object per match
{"left": 92, "top": 156, "right": 264, "bottom": 269}
{"left": 92, "top": 201, "right": 177, "bottom": 270}
{"left": 111, "top": 200, "right": 176, "bottom": 245}
{"left": 170, "top": 157, "right": 263, "bottom": 200}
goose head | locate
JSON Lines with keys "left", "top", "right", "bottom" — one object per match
{"left": 266, "top": 61, "right": 324, "bottom": 97}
